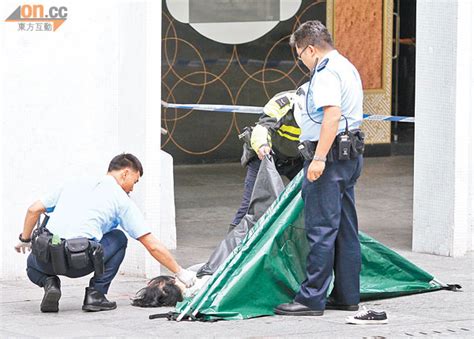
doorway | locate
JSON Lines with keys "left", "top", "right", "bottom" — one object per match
{"left": 392, "top": 0, "right": 416, "bottom": 155}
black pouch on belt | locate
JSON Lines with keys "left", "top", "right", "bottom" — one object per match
{"left": 89, "top": 242, "right": 105, "bottom": 276}
{"left": 50, "top": 240, "right": 68, "bottom": 275}
{"left": 297, "top": 140, "right": 316, "bottom": 161}
{"left": 350, "top": 129, "right": 365, "bottom": 158}
{"left": 65, "top": 237, "right": 91, "bottom": 270}
{"left": 31, "top": 232, "right": 52, "bottom": 263}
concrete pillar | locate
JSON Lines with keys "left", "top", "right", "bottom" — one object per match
{"left": 413, "top": 0, "right": 473, "bottom": 256}
{"left": 114, "top": 0, "right": 165, "bottom": 279}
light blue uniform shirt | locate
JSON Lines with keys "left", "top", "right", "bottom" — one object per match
{"left": 300, "top": 50, "right": 363, "bottom": 142}
{"left": 40, "top": 175, "right": 150, "bottom": 241}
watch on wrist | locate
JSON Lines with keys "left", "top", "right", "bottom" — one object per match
{"left": 19, "top": 233, "right": 31, "bottom": 243}
{"left": 313, "top": 155, "right": 327, "bottom": 162}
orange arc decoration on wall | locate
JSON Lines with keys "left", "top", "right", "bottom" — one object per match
{"left": 162, "top": 0, "right": 391, "bottom": 161}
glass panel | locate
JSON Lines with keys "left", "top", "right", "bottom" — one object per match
{"left": 189, "top": 0, "right": 280, "bottom": 23}
{"left": 162, "top": 0, "right": 327, "bottom": 163}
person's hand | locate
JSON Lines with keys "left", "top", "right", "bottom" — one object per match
{"left": 257, "top": 145, "right": 271, "bottom": 160}
{"left": 307, "top": 160, "right": 326, "bottom": 182}
{"left": 14, "top": 242, "right": 31, "bottom": 254}
{"left": 175, "top": 268, "right": 196, "bottom": 288}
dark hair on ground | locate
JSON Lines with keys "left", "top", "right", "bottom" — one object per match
{"left": 289, "top": 20, "right": 333, "bottom": 49}
{"left": 108, "top": 153, "right": 143, "bottom": 176}
{"left": 131, "top": 276, "right": 183, "bottom": 307}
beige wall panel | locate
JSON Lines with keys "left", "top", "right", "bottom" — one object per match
{"left": 328, "top": 0, "right": 392, "bottom": 145}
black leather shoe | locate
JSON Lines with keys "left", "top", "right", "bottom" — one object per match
{"left": 325, "top": 297, "right": 359, "bottom": 311}
{"left": 82, "top": 287, "right": 117, "bottom": 312}
{"left": 40, "top": 276, "right": 61, "bottom": 313}
{"left": 274, "top": 301, "right": 324, "bottom": 316}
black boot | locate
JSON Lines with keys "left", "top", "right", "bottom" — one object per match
{"left": 82, "top": 287, "right": 117, "bottom": 312}
{"left": 325, "top": 297, "right": 359, "bottom": 311}
{"left": 274, "top": 301, "right": 324, "bottom": 316}
{"left": 40, "top": 276, "right": 61, "bottom": 313}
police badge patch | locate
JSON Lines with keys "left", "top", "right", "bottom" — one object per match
{"left": 275, "top": 96, "right": 290, "bottom": 108}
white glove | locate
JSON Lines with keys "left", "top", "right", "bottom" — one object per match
{"left": 14, "top": 241, "right": 32, "bottom": 254}
{"left": 257, "top": 145, "right": 271, "bottom": 160}
{"left": 175, "top": 268, "right": 196, "bottom": 288}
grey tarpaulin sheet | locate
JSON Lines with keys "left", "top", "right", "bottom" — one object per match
{"left": 196, "top": 156, "right": 285, "bottom": 277}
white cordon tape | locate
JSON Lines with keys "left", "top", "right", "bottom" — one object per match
{"left": 162, "top": 101, "right": 415, "bottom": 123}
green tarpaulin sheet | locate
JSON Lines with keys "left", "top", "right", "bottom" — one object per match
{"left": 176, "top": 170, "right": 443, "bottom": 321}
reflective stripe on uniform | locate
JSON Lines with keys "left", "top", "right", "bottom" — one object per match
{"left": 276, "top": 129, "right": 299, "bottom": 141}
{"left": 279, "top": 124, "right": 300, "bottom": 136}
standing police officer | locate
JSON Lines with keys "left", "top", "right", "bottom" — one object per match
{"left": 275, "top": 20, "right": 364, "bottom": 316}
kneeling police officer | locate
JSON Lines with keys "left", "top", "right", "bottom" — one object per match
{"left": 14, "top": 153, "right": 196, "bottom": 313}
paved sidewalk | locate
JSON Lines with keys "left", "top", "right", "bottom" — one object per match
{"left": 1, "top": 156, "right": 473, "bottom": 337}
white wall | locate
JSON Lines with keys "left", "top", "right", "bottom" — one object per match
{"left": 413, "top": 0, "right": 473, "bottom": 256}
{"left": 0, "top": 0, "right": 173, "bottom": 280}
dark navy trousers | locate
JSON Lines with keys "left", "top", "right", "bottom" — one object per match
{"left": 26, "top": 229, "right": 128, "bottom": 295}
{"left": 295, "top": 155, "right": 363, "bottom": 310}
{"left": 231, "top": 158, "right": 261, "bottom": 226}
{"left": 231, "top": 156, "right": 303, "bottom": 227}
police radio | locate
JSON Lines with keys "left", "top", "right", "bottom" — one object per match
{"left": 337, "top": 116, "right": 351, "bottom": 160}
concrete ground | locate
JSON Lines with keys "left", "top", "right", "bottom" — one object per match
{"left": 1, "top": 156, "right": 473, "bottom": 338}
